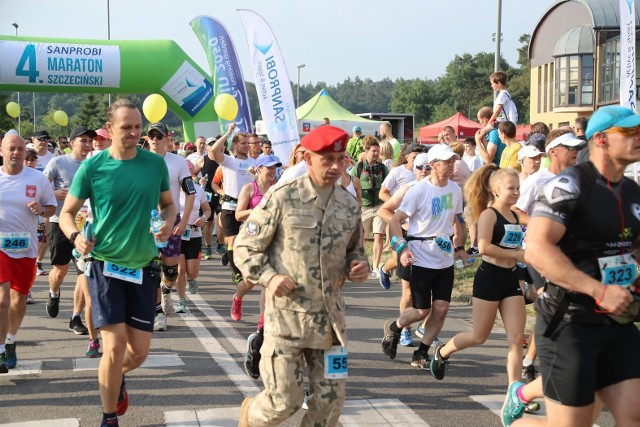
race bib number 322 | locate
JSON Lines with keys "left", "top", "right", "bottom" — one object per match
{"left": 103, "top": 261, "right": 142, "bottom": 284}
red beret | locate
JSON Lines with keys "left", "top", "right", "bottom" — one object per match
{"left": 300, "top": 125, "right": 349, "bottom": 152}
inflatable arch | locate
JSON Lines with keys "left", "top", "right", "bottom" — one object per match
{"left": 0, "top": 36, "right": 219, "bottom": 141}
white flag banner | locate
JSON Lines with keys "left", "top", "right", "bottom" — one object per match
{"left": 238, "top": 9, "right": 298, "bottom": 165}
{"left": 620, "top": 0, "right": 637, "bottom": 110}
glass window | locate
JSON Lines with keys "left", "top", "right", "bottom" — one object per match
{"left": 600, "top": 38, "right": 620, "bottom": 104}
{"left": 555, "top": 54, "right": 595, "bottom": 106}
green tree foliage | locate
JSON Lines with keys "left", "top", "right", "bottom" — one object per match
{"left": 74, "top": 94, "right": 109, "bottom": 130}
{"left": 390, "top": 78, "right": 438, "bottom": 125}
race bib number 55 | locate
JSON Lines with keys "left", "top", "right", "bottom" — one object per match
{"left": 324, "top": 346, "right": 348, "bottom": 379}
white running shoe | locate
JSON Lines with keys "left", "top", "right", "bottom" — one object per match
{"left": 154, "top": 313, "right": 168, "bottom": 331}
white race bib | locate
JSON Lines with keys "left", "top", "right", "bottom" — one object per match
{"left": 181, "top": 227, "right": 191, "bottom": 241}
{"left": 500, "top": 224, "right": 524, "bottom": 249}
{"left": 324, "top": 346, "right": 348, "bottom": 379}
{"left": 0, "top": 232, "right": 30, "bottom": 252}
{"left": 103, "top": 261, "right": 142, "bottom": 284}
{"left": 598, "top": 254, "right": 637, "bottom": 287}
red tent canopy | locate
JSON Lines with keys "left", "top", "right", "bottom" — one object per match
{"left": 419, "top": 112, "right": 482, "bottom": 141}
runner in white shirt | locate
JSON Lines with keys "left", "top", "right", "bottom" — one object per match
{"left": 0, "top": 134, "right": 56, "bottom": 373}
{"left": 147, "top": 122, "right": 196, "bottom": 331}
{"left": 32, "top": 130, "right": 56, "bottom": 172}
{"left": 381, "top": 145, "right": 469, "bottom": 370}
{"left": 210, "top": 123, "right": 257, "bottom": 321}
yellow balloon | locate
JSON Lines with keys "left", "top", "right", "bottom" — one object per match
{"left": 6, "top": 102, "right": 20, "bottom": 119}
{"left": 53, "top": 110, "right": 69, "bottom": 126}
{"left": 143, "top": 94, "right": 168, "bottom": 123}
{"left": 214, "top": 94, "right": 239, "bottom": 121}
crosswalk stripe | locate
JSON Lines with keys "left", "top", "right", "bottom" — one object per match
{"left": 0, "top": 419, "right": 79, "bottom": 427}
{"left": 73, "top": 352, "right": 184, "bottom": 371}
{"left": 0, "top": 360, "right": 42, "bottom": 376}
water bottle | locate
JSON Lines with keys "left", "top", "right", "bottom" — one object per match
{"left": 465, "top": 257, "right": 476, "bottom": 266}
{"left": 200, "top": 173, "right": 208, "bottom": 188}
{"left": 150, "top": 209, "right": 167, "bottom": 248}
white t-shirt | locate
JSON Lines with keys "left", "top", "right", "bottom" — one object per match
{"left": 180, "top": 185, "right": 208, "bottom": 238}
{"left": 382, "top": 165, "right": 415, "bottom": 196}
{"left": 279, "top": 160, "right": 307, "bottom": 184}
{"left": 515, "top": 169, "right": 556, "bottom": 215}
{"left": 0, "top": 167, "right": 57, "bottom": 259}
{"left": 164, "top": 152, "right": 192, "bottom": 213}
{"left": 220, "top": 154, "right": 256, "bottom": 210}
{"left": 495, "top": 89, "right": 518, "bottom": 124}
{"left": 35, "top": 151, "right": 55, "bottom": 173}
{"left": 186, "top": 152, "right": 204, "bottom": 165}
{"left": 463, "top": 155, "right": 483, "bottom": 172}
{"left": 399, "top": 178, "right": 463, "bottom": 269}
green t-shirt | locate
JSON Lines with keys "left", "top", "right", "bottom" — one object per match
{"left": 70, "top": 148, "right": 170, "bottom": 269}
{"left": 388, "top": 138, "right": 401, "bottom": 163}
{"left": 346, "top": 136, "right": 364, "bottom": 160}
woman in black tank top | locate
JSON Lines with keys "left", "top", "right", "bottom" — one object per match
{"left": 430, "top": 165, "right": 528, "bottom": 394}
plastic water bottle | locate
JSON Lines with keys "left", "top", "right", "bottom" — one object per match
{"left": 150, "top": 209, "right": 167, "bottom": 248}
{"left": 201, "top": 173, "right": 208, "bottom": 188}
{"left": 465, "top": 257, "right": 476, "bottom": 266}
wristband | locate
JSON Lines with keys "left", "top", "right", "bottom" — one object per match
{"left": 390, "top": 236, "right": 399, "bottom": 249}
{"left": 395, "top": 241, "right": 407, "bottom": 254}
{"left": 595, "top": 285, "right": 607, "bottom": 306}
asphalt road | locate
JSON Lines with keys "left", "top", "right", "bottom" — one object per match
{"left": 0, "top": 253, "right": 615, "bottom": 427}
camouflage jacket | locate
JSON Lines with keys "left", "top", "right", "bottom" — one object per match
{"left": 234, "top": 173, "right": 366, "bottom": 349}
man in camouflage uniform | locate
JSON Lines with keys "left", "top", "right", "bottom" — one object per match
{"left": 235, "top": 125, "right": 369, "bottom": 427}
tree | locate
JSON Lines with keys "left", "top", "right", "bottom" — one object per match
{"left": 74, "top": 94, "right": 108, "bottom": 130}
{"left": 391, "top": 78, "right": 438, "bottom": 125}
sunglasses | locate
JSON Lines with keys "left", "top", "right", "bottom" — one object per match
{"left": 415, "top": 165, "right": 431, "bottom": 170}
{"left": 605, "top": 126, "right": 640, "bottom": 137}
{"left": 559, "top": 144, "right": 583, "bottom": 152}
{"left": 148, "top": 133, "right": 164, "bottom": 140}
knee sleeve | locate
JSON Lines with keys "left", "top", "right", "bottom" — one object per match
{"left": 162, "top": 264, "right": 179, "bottom": 282}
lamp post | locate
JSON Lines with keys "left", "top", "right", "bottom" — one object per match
{"left": 494, "top": 0, "right": 502, "bottom": 102}
{"left": 12, "top": 23, "right": 21, "bottom": 134}
{"left": 296, "top": 64, "right": 305, "bottom": 107}
{"left": 107, "top": 0, "right": 112, "bottom": 105}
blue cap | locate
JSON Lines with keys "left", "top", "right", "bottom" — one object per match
{"left": 586, "top": 105, "right": 640, "bottom": 139}
{"left": 352, "top": 125, "right": 362, "bottom": 133}
{"left": 255, "top": 154, "right": 282, "bottom": 168}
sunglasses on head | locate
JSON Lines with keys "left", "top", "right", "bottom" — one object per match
{"left": 148, "top": 133, "right": 164, "bottom": 140}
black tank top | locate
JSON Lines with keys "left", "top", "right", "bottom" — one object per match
{"left": 202, "top": 155, "right": 219, "bottom": 194}
{"left": 488, "top": 207, "right": 523, "bottom": 250}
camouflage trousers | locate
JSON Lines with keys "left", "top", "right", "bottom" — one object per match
{"left": 248, "top": 343, "right": 346, "bottom": 427}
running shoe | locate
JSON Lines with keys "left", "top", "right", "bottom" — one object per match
{"left": 216, "top": 244, "right": 227, "bottom": 255}
{"left": 522, "top": 364, "right": 537, "bottom": 383}
{"left": 466, "top": 247, "right": 480, "bottom": 256}
{"left": 232, "top": 272, "right": 243, "bottom": 284}
{"left": 410, "top": 350, "right": 431, "bottom": 370}
{"left": 400, "top": 328, "right": 415, "bottom": 347}
{"left": 187, "top": 279, "right": 199, "bottom": 295}
{"left": 221, "top": 251, "right": 229, "bottom": 266}
{"left": 116, "top": 375, "right": 128, "bottom": 416}
{"left": 161, "top": 286, "right": 175, "bottom": 315}
{"left": 46, "top": 293, "right": 60, "bottom": 318}
{"left": 231, "top": 294, "right": 243, "bottom": 321}
{"left": 176, "top": 298, "right": 187, "bottom": 314}
{"left": 522, "top": 337, "right": 528, "bottom": 349}
{"left": 430, "top": 342, "right": 448, "bottom": 380}
{"left": 371, "top": 269, "right": 380, "bottom": 278}
{"left": 86, "top": 339, "right": 101, "bottom": 358}
{"left": 0, "top": 352, "right": 7, "bottom": 374}
{"left": 432, "top": 337, "right": 443, "bottom": 347}
{"left": 415, "top": 324, "right": 425, "bottom": 338}
{"left": 153, "top": 313, "right": 167, "bottom": 332}
{"left": 382, "top": 320, "right": 400, "bottom": 359}
{"left": 379, "top": 265, "right": 391, "bottom": 290}
{"left": 524, "top": 401, "right": 541, "bottom": 414}
{"left": 202, "top": 246, "right": 213, "bottom": 260}
{"left": 501, "top": 381, "right": 526, "bottom": 427}
{"left": 244, "top": 330, "right": 263, "bottom": 380}
{"left": 100, "top": 417, "right": 119, "bottom": 427}
{"left": 5, "top": 343, "right": 16, "bottom": 369}
{"left": 26, "top": 292, "right": 34, "bottom": 305}
{"left": 69, "top": 316, "right": 89, "bottom": 335}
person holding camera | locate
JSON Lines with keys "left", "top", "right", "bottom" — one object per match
{"left": 350, "top": 136, "right": 389, "bottom": 273}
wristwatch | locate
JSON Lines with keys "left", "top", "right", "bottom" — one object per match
{"left": 69, "top": 231, "right": 80, "bottom": 246}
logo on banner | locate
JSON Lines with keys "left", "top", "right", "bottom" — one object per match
{"left": 161, "top": 61, "right": 213, "bottom": 117}
{"left": 0, "top": 41, "right": 121, "bottom": 88}
{"left": 303, "top": 123, "right": 311, "bottom": 132}
{"left": 255, "top": 43, "right": 273, "bottom": 55}
{"left": 25, "top": 185, "right": 36, "bottom": 198}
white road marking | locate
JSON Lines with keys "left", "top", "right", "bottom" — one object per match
{"left": 0, "top": 419, "right": 79, "bottom": 427}
{"left": 73, "top": 352, "right": 184, "bottom": 371}
{"left": 0, "top": 360, "right": 41, "bottom": 376}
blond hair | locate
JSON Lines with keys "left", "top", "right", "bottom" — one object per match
{"left": 464, "top": 164, "right": 519, "bottom": 223}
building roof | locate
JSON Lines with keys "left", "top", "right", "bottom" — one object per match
{"left": 539, "top": 0, "right": 639, "bottom": 30}
{"left": 554, "top": 24, "right": 594, "bottom": 56}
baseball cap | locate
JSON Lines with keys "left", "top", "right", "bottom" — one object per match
{"left": 26, "top": 142, "right": 35, "bottom": 149}
{"left": 427, "top": 144, "right": 460, "bottom": 163}
{"left": 95, "top": 128, "right": 110, "bottom": 140}
{"left": 255, "top": 154, "right": 282, "bottom": 168}
{"left": 413, "top": 153, "right": 431, "bottom": 170}
{"left": 526, "top": 133, "right": 546, "bottom": 150}
{"left": 33, "top": 130, "right": 51, "bottom": 140}
{"left": 206, "top": 137, "right": 217, "bottom": 146}
{"left": 518, "top": 145, "right": 545, "bottom": 161}
{"left": 545, "top": 132, "right": 586, "bottom": 153}
{"left": 184, "top": 142, "right": 196, "bottom": 150}
{"left": 300, "top": 125, "right": 349, "bottom": 152}
{"left": 586, "top": 105, "right": 640, "bottom": 139}
{"left": 25, "top": 148, "right": 37, "bottom": 158}
{"left": 148, "top": 122, "right": 168, "bottom": 137}
{"left": 404, "top": 142, "right": 427, "bottom": 154}
{"left": 352, "top": 125, "right": 362, "bottom": 133}
{"left": 69, "top": 126, "right": 97, "bottom": 141}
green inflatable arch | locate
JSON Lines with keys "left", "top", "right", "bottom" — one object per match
{"left": 0, "top": 36, "right": 218, "bottom": 141}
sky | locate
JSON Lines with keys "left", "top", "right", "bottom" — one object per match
{"left": 1, "top": 0, "right": 552, "bottom": 86}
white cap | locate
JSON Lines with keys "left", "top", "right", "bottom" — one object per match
{"left": 427, "top": 144, "right": 460, "bottom": 163}
{"left": 518, "top": 145, "right": 545, "bottom": 161}
{"left": 545, "top": 133, "right": 586, "bottom": 153}
{"left": 413, "top": 153, "right": 431, "bottom": 169}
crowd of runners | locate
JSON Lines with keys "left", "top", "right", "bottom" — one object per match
{"left": 2, "top": 70, "right": 640, "bottom": 427}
